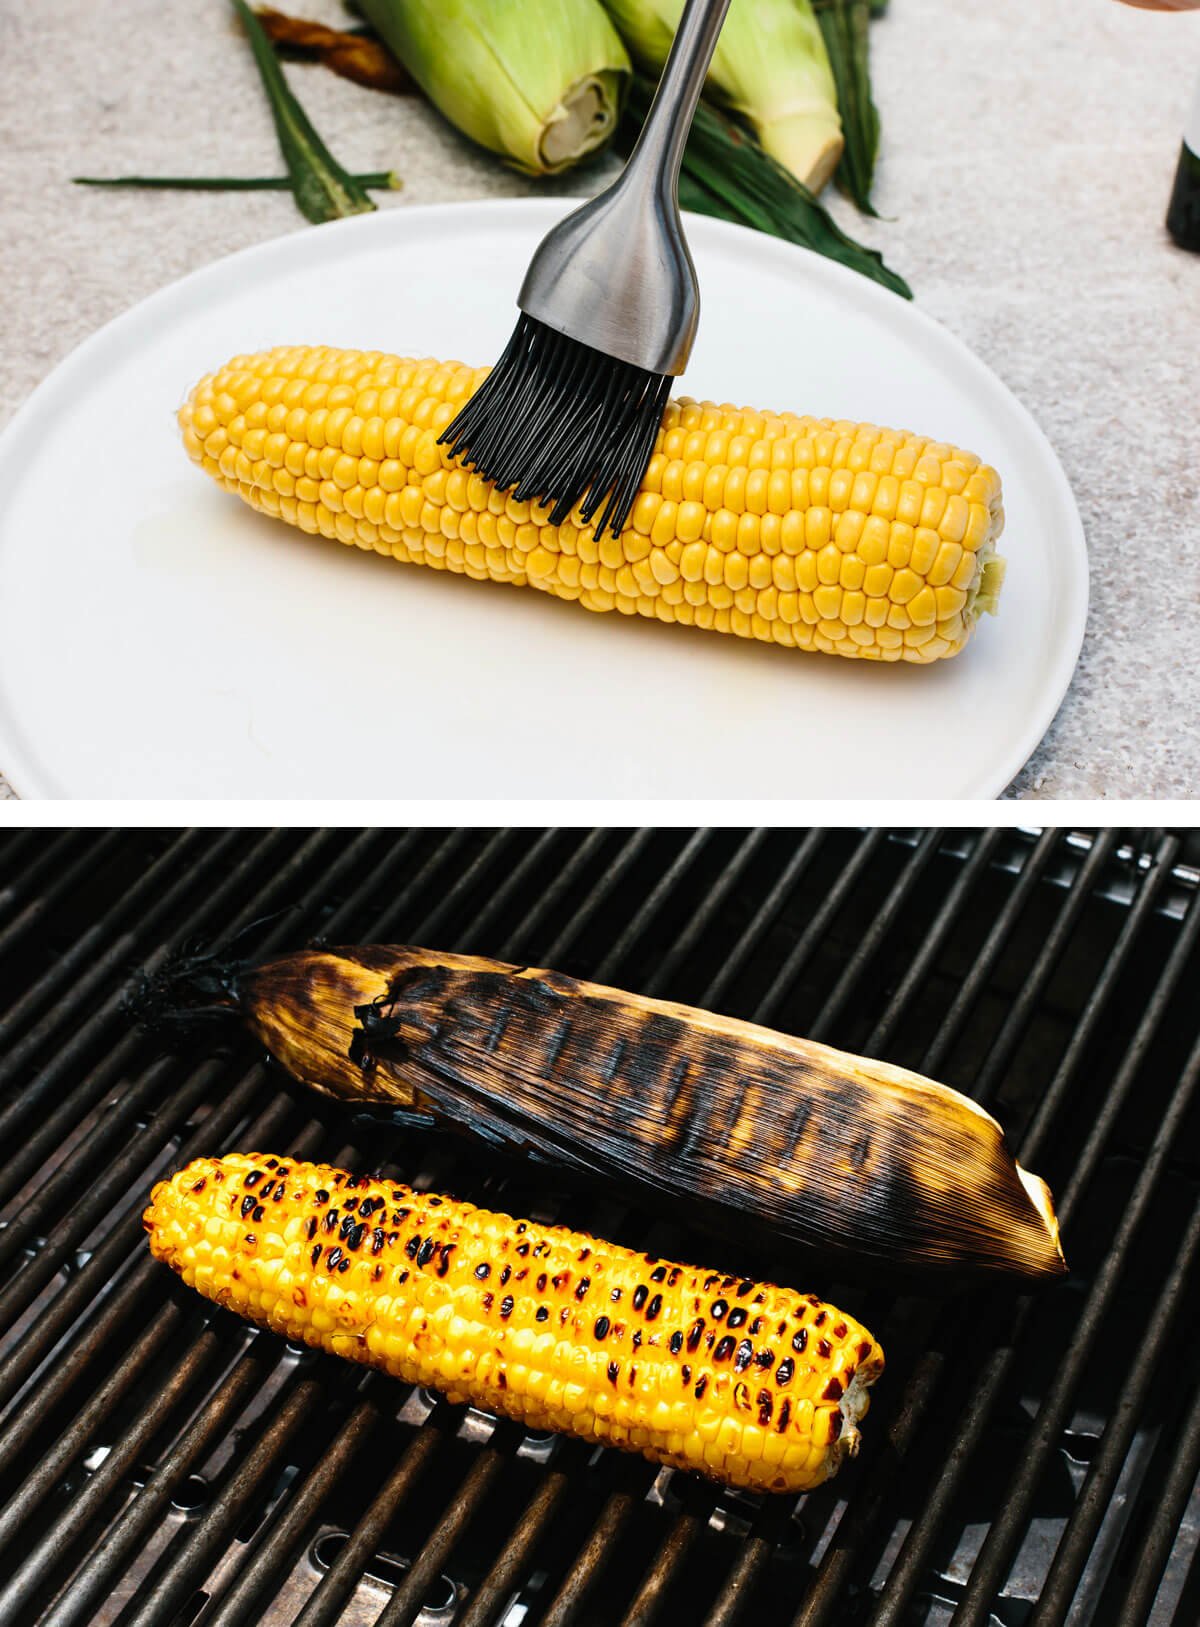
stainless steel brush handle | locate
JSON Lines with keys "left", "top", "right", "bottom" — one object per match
{"left": 518, "top": 0, "right": 734, "bottom": 376}
{"left": 622, "top": 0, "right": 733, "bottom": 205}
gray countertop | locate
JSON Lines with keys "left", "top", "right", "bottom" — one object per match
{"left": 1, "top": 0, "right": 1198, "bottom": 800}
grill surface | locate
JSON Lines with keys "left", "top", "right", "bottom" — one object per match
{"left": 0, "top": 827, "right": 1197, "bottom": 1627}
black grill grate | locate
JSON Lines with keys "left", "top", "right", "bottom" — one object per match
{"left": 0, "top": 828, "right": 1197, "bottom": 1627}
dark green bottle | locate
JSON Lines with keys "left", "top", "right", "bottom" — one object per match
{"left": 1167, "top": 69, "right": 1200, "bottom": 251}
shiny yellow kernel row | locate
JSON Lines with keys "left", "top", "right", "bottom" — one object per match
{"left": 179, "top": 346, "right": 1005, "bottom": 664}
{"left": 145, "top": 1154, "right": 884, "bottom": 1494}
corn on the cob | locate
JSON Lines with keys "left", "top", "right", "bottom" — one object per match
{"left": 179, "top": 345, "right": 1006, "bottom": 664}
{"left": 145, "top": 1153, "right": 883, "bottom": 1494}
{"left": 143, "top": 945, "right": 1065, "bottom": 1282}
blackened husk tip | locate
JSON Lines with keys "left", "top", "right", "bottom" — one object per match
{"left": 127, "top": 942, "right": 247, "bottom": 1037}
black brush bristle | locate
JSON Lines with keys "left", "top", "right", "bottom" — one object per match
{"left": 437, "top": 313, "right": 673, "bottom": 540}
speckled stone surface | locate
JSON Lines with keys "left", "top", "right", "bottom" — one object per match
{"left": 1, "top": 0, "right": 1197, "bottom": 800}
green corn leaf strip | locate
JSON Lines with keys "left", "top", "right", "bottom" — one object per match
{"left": 231, "top": 0, "right": 375, "bottom": 222}
{"left": 74, "top": 172, "right": 400, "bottom": 191}
{"left": 814, "top": 0, "right": 881, "bottom": 214}
{"left": 622, "top": 77, "right": 909, "bottom": 299}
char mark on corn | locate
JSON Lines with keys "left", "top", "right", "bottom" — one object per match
{"left": 144, "top": 1154, "right": 884, "bottom": 1494}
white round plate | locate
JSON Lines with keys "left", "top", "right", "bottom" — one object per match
{"left": 0, "top": 201, "right": 1086, "bottom": 799}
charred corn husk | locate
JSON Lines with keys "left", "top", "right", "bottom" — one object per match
{"left": 145, "top": 1153, "right": 884, "bottom": 1494}
{"left": 148, "top": 946, "right": 1065, "bottom": 1282}
{"left": 179, "top": 346, "right": 1005, "bottom": 664}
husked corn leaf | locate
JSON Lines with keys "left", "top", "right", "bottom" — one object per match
{"left": 146, "top": 945, "right": 1064, "bottom": 1283}
{"left": 813, "top": 0, "right": 881, "bottom": 215}
{"left": 75, "top": 172, "right": 399, "bottom": 191}
{"left": 255, "top": 7, "right": 414, "bottom": 94}
{"left": 621, "top": 76, "right": 910, "bottom": 298}
{"left": 232, "top": 0, "right": 375, "bottom": 222}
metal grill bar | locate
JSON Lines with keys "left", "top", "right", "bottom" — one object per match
{"left": 1028, "top": 1196, "right": 1200, "bottom": 1625}
{"left": 16, "top": 1342, "right": 265, "bottom": 1627}
{"left": 701, "top": 1501, "right": 798, "bottom": 1627}
{"left": 0, "top": 1298, "right": 177, "bottom": 1558}
{"left": 593, "top": 828, "right": 711, "bottom": 984}
{"left": 74, "top": 839, "right": 546, "bottom": 1627}
{"left": 1109, "top": 1374, "right": 1200, "bottom": 1626}
{"left": 457, "top": 826, "right": 563, "bottom": 947}
{"left": 919, "top": 823, "right": 1061, "bottom": 1077}
{"left": 805, "top": 826, "right": 942, "bottom": 1043}
{"left": 0, "top": 1334, "right": 221, "bottom": 1618}
{"left": 863, "top": 825, "right": 1005, "bottom": 1054}
{"left": 866, "top": 830, "right": 1187, "bottom": 1627}
{"left": 12, "top": 837, "right": 456, "bottom": 1618}
{"left": 374, "top": 1444, "right": 509, "bottom": 1627}
{"left": 291, "top": 1414, "right": 445, "bottom": 1627}
{"left": 779, "top": 831, "right": 1120, "bottom": 1627}
{"left": 0, "top": 829, "right": 208, "bottom": 1047}
{"left": 624, "top": 829, "right": 952, "bottom": 1627}
{"left": 967, "top": 825, "right": 1121, "bottom": 1105}
{"left": 700, "top": 828, "right": 825, "bottom": 1012}
{"left": 396, "top": 829, "right": 521, "bottom": 946}
{"left": 501, "top": 827, "right": 612, "bottom": 962}
{"left": 540, "top": 1465, "right": 648, "bottom": 1627}
{"left": 0, "top": 826, "right": 246, "bottom": 1116}
{"left": 455, "top": 1468, "right": 573, "bottom": 1627}
{"left": 126, "top": 1374, "right": 330, "bottom": 1627}
{"left": 0, "top": 1062, "right": 262, "bottom": 1418}
{"left": 540, "top": 829, "right": 654, "bottom": 969}
{"left": 682, "top": 833, "right": 1092, "bottom": 1627}
{"left": 643, "top": 828, "right": 767, "bottom": 997}
{"left": 0, "top": 829, "right": 88, "bottom": 937}
{"left": 949, "top": 1029, "right": 1200, "bottom": 1626}
{"left": 0, "top": 827, "right": 125, "bottom": 959}
{"left": 203, "top": 1394, "right": 383, "bottom": 1627}
{"left": 0, "top": 827, "right": 290, "bottom": 1173}
{"left": 0, "top": 828, "right": 75, "bottom": 914}
{"left": 0, "top": 835, "right": 390, "bottom": 1442}
{"left": 753, "top": 827, "right": 886, "bottom": 1026}
{"left": 0, "top": 830, "right": 360, "bottom": 1334}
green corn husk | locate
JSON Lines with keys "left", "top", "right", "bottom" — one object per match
{"left": 358, "top": 0, "right": 631, "bottom": 175}
{"left": 75, "top": 172, "right": 400, "bottom": 191}
{"left": 231, "top": 0, "right": 375, "bottom": 222}
{"left": 813, "top": 0, "right": 881, "bottom": 214}
{"left": 602, "top": 0, "right": 842, "bottom": 191}
{"left": 621, "top": 76, "right": 911, "bottom": 299}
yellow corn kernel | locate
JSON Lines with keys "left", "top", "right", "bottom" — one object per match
{"left": 179, "top": 345, "right": 1005, "bottom": 665}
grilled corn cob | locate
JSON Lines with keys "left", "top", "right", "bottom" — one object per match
{"left": 144, "top": 945, "right": 1065, "bottom": 1281}
{"left": 145, "top": 1153, "right": 884, "bottom": 1493}
{"left": 179, "top": 345, "right": 1005, "bottom": 663}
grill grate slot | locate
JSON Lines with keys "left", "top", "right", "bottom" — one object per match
{"left": 0, "top": 829, "right": 1196, "bottom": 1627}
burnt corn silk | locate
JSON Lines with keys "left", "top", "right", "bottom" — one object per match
{"left": 157, "top": 945, "right": 1066, "bottom": 1282}
{"left": 145, "top": 1153, "right": 884, "bottom": 1494}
